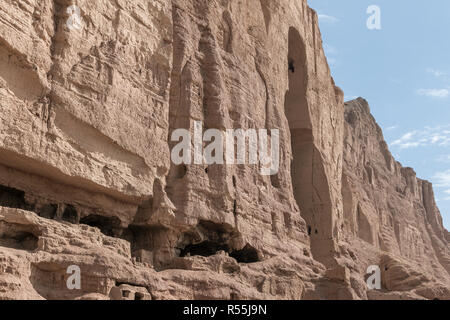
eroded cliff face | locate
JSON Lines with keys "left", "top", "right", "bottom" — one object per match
{"left": 0, "top": 0, "right": 448, "bottom": 300}
{"left": 340, "top": 98, "right": 450, "bottom": 299}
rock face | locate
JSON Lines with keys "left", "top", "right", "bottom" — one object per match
{"left": 0, "top": 0, "right": 448, "bottom": 300}
{"left": 341, "top": 98, "right": 450, "bottom": 299}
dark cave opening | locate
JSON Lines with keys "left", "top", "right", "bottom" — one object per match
{"left": 179, "top": 240, "right": 260, "bottom": 264}
{"left": 79, "top": 214, "right": 122, "bottom": 237}
{"left": 0, "top": 184, "right": 81, "bottom": 225}
{"left": 177, "top": 221, "right": 261, "bottom": 263}
{"left": 0, "top": 221, "right": 39, "bottom": 251}
{"left": 0, "top": 185, "right": 31, "bottom": 210}
{"left": 0, "top": 183, "right": 131, "bottom": 245}
{"left": 230, "top": 244, "right": 260, "bottom": 263}
{"left": 180, "top": 240, "right": 230, "bottom": 258}
{"left": 178, "top": 226, "right": 260, "bottom": 264}
{"left": 171, "top": 164, "right": 187, "bottom": 180}
{"left": 288, "top": 58, "right": 295, "bottom": 73}
{"left": 135, "top": 292, "right": 144, "bottom": 300}
{"left": 62, "top": 205, "right": 79, "bottom": 224}
{"left": 37, "top": 204, "right": 57, "bottom": 219}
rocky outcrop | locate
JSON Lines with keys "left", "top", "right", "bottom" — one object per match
{"left": 340, "top": 98, "right": 450, "bottom": 299}
{"left": 0, "top": 0, "right": 448, "bottom": 300}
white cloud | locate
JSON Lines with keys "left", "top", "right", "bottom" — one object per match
{"left": 433, "top": 170, "right": 450, "bottom": 188}
{"left": 426, "top": 68, "right": 446, "bottom": 77}
{"left": 417, "top": 88, "right": 449, "bottom": 98}
{"left": 391, "top": 131, "right": 417, "bottom": 148}
{"left": 318, "top": 14, "right": 339, "bottom": 24}
{"left": 442, "top": 190, "right": 450, "bottom": 200}
{"left": 390, "top": 125, "right": 450, "bottom": 149}
{"left": 431, "top": 135, "right": 446, "bottom": 143}
{"left": 386, "top": 125, "right": 398, "bottom": 131}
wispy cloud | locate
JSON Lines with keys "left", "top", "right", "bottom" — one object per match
{"left": 386, "top": 125, "right": 398, "bottom": 131}
{"left": 390, "top": 125, "right": 450, "bottom": 149}
{"left": 444, "top": 189, "right": 450, "bottom": 200}
{"left": 434, "top": 170, "right": 450, "bottom": 190}
{"left": 417, "top": 88, "right": 449, "bottom": 98}
{"left": 318, "top": 14, "right": 339, "bottom": 24}
{"left": 391, "top": 131, "right": 418, "bottom": 148}
{"left": 426, "top": 68, "right": 446, "bottom": 78}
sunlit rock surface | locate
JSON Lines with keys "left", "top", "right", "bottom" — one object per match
{"left": 0, "top": 0, "right": 448, "bottom": 300}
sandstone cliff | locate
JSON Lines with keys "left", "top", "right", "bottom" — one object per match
{"left": 0, "top": 0, "right": 448, "bottom": 300}
{"left": 341, "top": 98, "right": 450, "bottom": 300}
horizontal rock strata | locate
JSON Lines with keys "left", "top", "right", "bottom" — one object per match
{"left": 0, "top": 0, "right": 448, "bottom": 300}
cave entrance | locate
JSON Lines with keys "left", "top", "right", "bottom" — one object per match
{"left": 61, "top": 205, "right": 79, "bottom": 224}
{"left": 80, "top": 214, "right": 122, "bottom": 237}
{"left": 180, "top": 241, "right": 229, "bottom": 258}
{"left": 229, "top": 244, "right": 259, "bottom": 263}
{"left": 285, "top": 28, "right": 333, "bottom": 261}
{"left": 0, "top": 185, "right": 30, "bottom": 210}
{"left": 177, "top": 221, "right": 260, "bottom": 264}
{"left": 0, "top": 221, "right": 39, "bottom": 251}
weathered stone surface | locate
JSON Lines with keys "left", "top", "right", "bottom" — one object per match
{"left": 0, "top": 0, "right": 448, "bottom": 300}
{"left": 341, "top": 98, "right": 450, "bottom": 299}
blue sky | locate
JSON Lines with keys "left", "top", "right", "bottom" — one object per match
{"left": 308, "top": 0, "right": 450, "bottom": 230}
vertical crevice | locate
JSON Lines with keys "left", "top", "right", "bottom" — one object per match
{"left": 284, "top": 27, "right": 333, "bottom": 263}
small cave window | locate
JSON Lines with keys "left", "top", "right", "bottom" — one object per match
{"left": 19, "top": 233, "right": 38, "bottom": 251}
{"left": 79, "top": 214, "right": 122, "bottom": 237}
{"left": 122, "top": 290, "right": 131, "bottom": 298}
{"left": 0, "top": 185, "right": 30, "bottom": 210}
{"left": 135, "top": 293, "right": 144, "bottom": 300}
{"left": 288, "top": 58, "right": 295, "bottom": 73}
{"left": 38, "top": 204, "right": 57, "bottom": 220}
{"left": 0, "top": 222, "right": 39, "bottom": 251}
{"left": 175, "top": 165, "right": 187, "bottom": 179}
{"left": 62, "top": 205, "right": 79, "bottom": 224}
{"left": 270, "top": 174, "right": 281, "bottom": 189}
{"left": 307, "top": 226, "right": 312, "bottom": 236}
{"left": 230, "top": 244, "right": 259, "bottom": 263}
